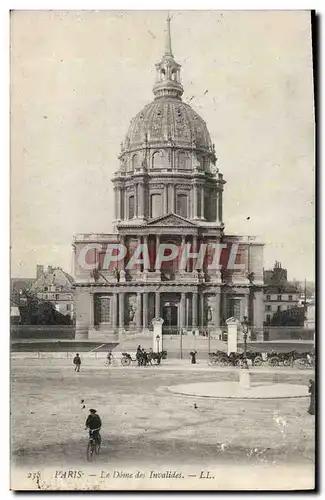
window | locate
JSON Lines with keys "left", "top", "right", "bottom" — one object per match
{"left": 266, "top": 295, "right": 271, "bottom": 300}
{"left": 55, "top": 294, "right": 60, "bottom": 300}
{"left": 277, "top": 295, "right": 282, "bottom": 301}
{"left": 266, "top": 315, "right": 271, "bottom": 324}
{"left": 67, "top": 304, "right": 71, "bottom": 311}
{"left": 44, "top": 294, "right": 48, "bottom": 300}
{"left": 150, "top": 193, "right": 162, "bottom": 218}
{"left": 128, "top": 196, "right": 135, "bottom": 219}
{"left": 288, "top": 295, "right": 293, "bottom": 301}
{"left": 44, "top": 286, "right": 48, "bottom": 292}
{"left": 265, "top": 305, "right": 271, "bottom": 311}
{"left": 131, "top": 154, "right": 139, "bottom": 170}
{"left": 277, "top": 305, "right": 281, "bottom": 312}
{"left": 176, "top": 194, "right": 188, "bottom": 218}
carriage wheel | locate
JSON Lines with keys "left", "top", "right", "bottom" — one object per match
{"left": 219, "top": 358, "right": 229, "bottom": 367}
{"left": 268, "top": 357, "right": 280, "bottom": 367}
{"left": 210, "top": 357, "right": 218, "bottom": 365}
{"left": 296, "top": 358, "right": 307, "bottom": 369}
{"left": 121, "top": 357, "right": 131, "bottom": 366}
{"left": 234, "top": 359, "right": 242, "bottom": 367}
{"left": 283, "top": 358, "right": 292, "bottom": 367}
{"left": 253, "top": 356, "right": 263, "bottom": 366}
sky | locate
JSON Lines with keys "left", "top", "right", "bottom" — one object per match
{"left": 10, "top": 10, "right": 315, "bottom": 281}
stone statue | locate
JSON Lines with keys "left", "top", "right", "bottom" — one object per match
{"left": 128, "top": 305, "right": 135, "bottom": 322}
{"left": 206, "top": 306, "right": 213, "bottom": 323}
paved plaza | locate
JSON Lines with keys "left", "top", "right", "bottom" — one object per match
{"left": 11, "top": 357, "right": 315, "bottom": 473}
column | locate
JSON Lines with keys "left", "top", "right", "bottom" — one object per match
{"left": 115, "top": 187, "right": 122, "bottom": 220}
{"left": 201, "top": 186, "right": 205, "bottom": 219}
{"left": 135, "top": 184, "right": 138, "bottom": 218}
{"left": 123, "top": 191, "right": 128, "bottom": 220}
{"left": 143, "top": 292, "right": 149, "bottom": 330}
{"left": 118, "top": 292, "right": 124, "bottom": 330}
{"left": 119, "top": 235, "right": 126, "bottom": 281}
{"left": 155, "top": 292, "right": 160, "bottom": 317}
{"left": 192, "top": 292, "right": 198, "bottom": 328}
{"left": 218, "top": 190, "right": 223, "bottom": 223}
{"left": 186, "top": 295, "right": 190, "bottom": 328}
{"left": 243, "top": 294, "right": 249, "bottom": 319}
{"left": 112, "top": 293, "right": 118, "bottom": 328}
{"left": 155, "top": 234, "right": 160, "bottom": 272}
{"left": 171, "top": 185, "right": 176, "bottom": 212}
{"left": 253, "top": 290, "right": 264, "bottom": 334}
{"left": 193, "top": 184, "right": 198, "bottom": 218}
{"left": 180, "top": 293, "right": 186, "bottom": 329}
{"left": 143, "top": 234, "right": 149, "bottom": 272}
{"left": 215, "top": 190, "right": 219, "bottom": 223}
{"left": 114, "top": 187, "right": 118, "bottom": 220}
{"left": 199, "top": 293, "right": 205, "bottom": 328}
{"left": 181, "top": 235, "right": 186, "bottom": 272}
{"left": 138, "top": 183, "right": 144, "bottom": 218}
{"left": 164, "top": 185, "right": 168, "bottom": 214}
{"left": 215, "top": 291, "right": 220, "bottom": 327}
{"left": 136, "top": 292, "right": 142, "bottom": 330}
{"left": 192, "top": 235, "right": 198, "bottom": 272}
{"left": 89, "top": 293, "right": 94, "bottom": 328}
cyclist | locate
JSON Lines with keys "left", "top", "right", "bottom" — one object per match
{"left": 85, "top": 409, "right": 102, "bottom": 445}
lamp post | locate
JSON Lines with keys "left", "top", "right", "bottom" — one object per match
{"left": 156, "top": 334, "right": 160, "bottom": 353}
{"left": 242, "top": 316, "right": 249, "bottom": 369}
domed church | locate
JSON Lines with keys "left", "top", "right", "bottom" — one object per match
{"left": 73, "top": 16, "right": 264, "bottom": 342}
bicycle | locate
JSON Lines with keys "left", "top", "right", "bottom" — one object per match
{"left": 86, "top": 428, "right": 101, "bottom": 461}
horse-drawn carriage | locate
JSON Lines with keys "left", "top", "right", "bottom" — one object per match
{"left": 208, "top": 349, "right": 315, "bottom": 369}
{"left": 121, "top": 350, "right": 167, "bottom": 366}
{"left": 208, "top": 350, "right": 263, "bottom": 367}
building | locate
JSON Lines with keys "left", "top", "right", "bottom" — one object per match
{"left": 30, "top": 266, "right": 75, "bottom": 319}
{"left": 263, "top": 262, "right": 300, "bottom": 325}
{"left": 73, "top": 17, "right": 265, "bottom": 341}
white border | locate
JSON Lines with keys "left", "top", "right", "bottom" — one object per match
{"left": 2, "top": 2, "right": 322, "bottom": 499}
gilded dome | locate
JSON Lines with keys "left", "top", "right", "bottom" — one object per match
{"left": 123, "top": 99, "right": 213, "bottom": 152}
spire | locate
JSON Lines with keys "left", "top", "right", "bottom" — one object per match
{"left": 165, "top": 13, "right": 173, "bottom": 57}
{"left": 152, "top": 13, "right": 184, "bottom": 100}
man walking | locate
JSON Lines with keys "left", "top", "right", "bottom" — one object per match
{"left": 73, "top": 353, "right": 81, "bottom": 372}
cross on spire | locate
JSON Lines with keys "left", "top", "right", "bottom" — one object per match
{"left": 165, "top": 12, "right": 173, "bottom": 56}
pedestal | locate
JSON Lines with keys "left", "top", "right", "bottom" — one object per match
{"left": 239, "top": 370, "right": 251, "bottom": 389}
{"left": 152, "top": 317, "right": 164, "bottom": 352}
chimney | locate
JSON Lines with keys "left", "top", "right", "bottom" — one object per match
{"left": 47, "top": 265, "right": 53, "bottom": 274}
{"left": 36, "top": 265, "right": 44, "bottom": 279}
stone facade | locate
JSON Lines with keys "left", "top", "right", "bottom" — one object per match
{"left": 72, "top": 17, "right": 264, "bottom": 341}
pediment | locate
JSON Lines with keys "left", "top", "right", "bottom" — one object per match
{"left": 147, "top": 213, "right": 197, "bottom": 227}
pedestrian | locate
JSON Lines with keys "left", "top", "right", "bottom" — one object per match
{"left": 190, "top": 350, "right": 197, "bottom": 364}
{"left": 308, "top": 379, "right": 315, "bottom": 415}
{"left": 136, "top": 345, "right": 142, "bottom": 366}
{"left": 106, "top": 350, "right": 113, "bottom": 365}
{"left": 73, "top": 353, "right": 81, "bottom": 372}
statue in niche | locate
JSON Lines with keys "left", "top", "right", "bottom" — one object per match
{"left": 126, "top": 295, "right": 136, "bottom": 324}
{"left": 206, "top": 306, "right": 213, "bottom": 324}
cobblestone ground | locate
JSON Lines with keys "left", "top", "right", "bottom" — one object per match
{"left": 11, "top": 359, "right": 315, "bottom": 469}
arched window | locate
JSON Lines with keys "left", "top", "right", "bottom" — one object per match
{"left": 176, "top": 194, "right": 188, "bottom": 218}
{"left": 131, "top": 154, "right": 139, "bottom": 170}
{"left": 160, "top": 68, "right": 166, "bottom": 81}
{"left": 128, "top": 195, "right": 135, "bottom": 219}
{"left": 150, "top": 193, "right": 162, "bottom": 218}
{"left": 152, "top": 152, "right": 159, "bottom": 169}
{"left": 171, "top": 69, "right": 177, "bottom": 81}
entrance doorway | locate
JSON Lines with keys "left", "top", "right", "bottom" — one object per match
{"left": 162, "top": 301, "right": 179, "bottom": 334}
